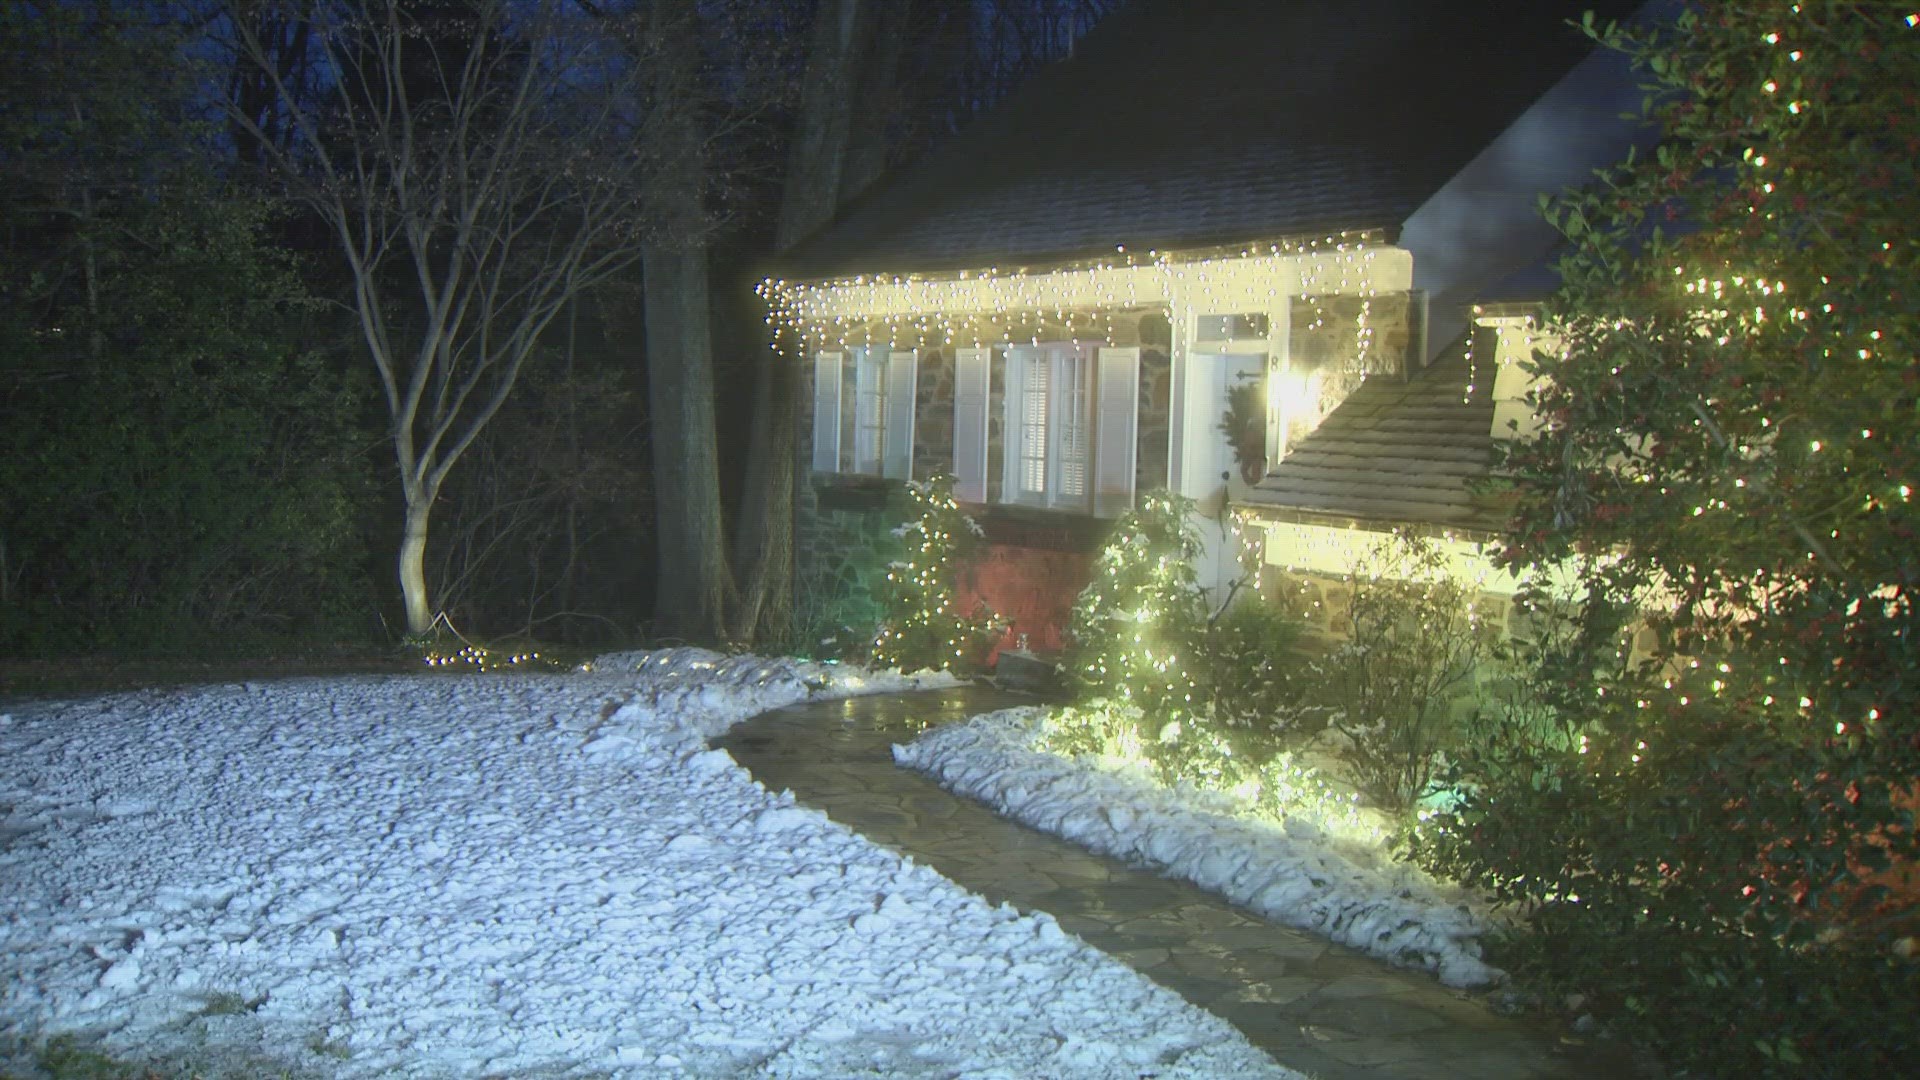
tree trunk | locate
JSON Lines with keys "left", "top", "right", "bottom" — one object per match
{"left": 399, "top": 490, "right": 435, "bottom": 636}
{"left": 643, "top": 242, "right": 732, "bottom": 642}
{"left": 729, "top": 0, "right": 870, "bottom": 645}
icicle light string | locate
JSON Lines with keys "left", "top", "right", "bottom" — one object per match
{"left": 759, "top": 232, "right": 1393, "bottom": 353}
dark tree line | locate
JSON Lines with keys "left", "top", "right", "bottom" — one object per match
{"left": 0, "top": 0, "right": 1115, "bottom": 657}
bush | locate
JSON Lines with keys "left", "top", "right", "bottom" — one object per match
{"left": 870, "top": 475, "right": 1000, "bottom": 674}
{"left": 1409, "top": 572, "right": 1920, "bottom": 1077}
{"left": 1310, "top": 530, "right": 1489, "bottom": 811}
{"left": 1062, "top": 490, "right": 1210, "bottom": 719}
{"left": 1413, "top": 674, "right": 1920, "bottom": 1077}
{"left": 1421, "top": 2, "right": 1920, "bottom": 1072}
{"left": 1057, "top": 492, "right": 1322, "bottom": 791}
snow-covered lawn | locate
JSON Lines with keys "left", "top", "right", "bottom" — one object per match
{"left": 1, "top": 651, "right": 1291, "bottom": 1079}
{"left": 896, "top": 708, "right": 1502, "bottom": 988}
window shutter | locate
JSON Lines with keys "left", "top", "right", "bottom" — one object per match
{"left": 1094, "top": 347, "right": 1140, "bottom": 517}
{"left": 883, "top": 350, "right": 917, "bottom": 480}
{"left": 1051, "top": 346, "right": 1093, "bottom": 508}
{"left": 952, "top": 348, "right": 991, "bottom": 502}
{"left": 811, "top": 350, "right": 844, "bottom": 473}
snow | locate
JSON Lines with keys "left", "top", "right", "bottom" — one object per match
{"left": 0, "top": 654, "right": 1292, "bottom": 1079}
{"left": 895, "top": 708, "right": 1504, "bottom": 988}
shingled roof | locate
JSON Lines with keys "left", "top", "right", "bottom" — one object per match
{"left": 781, "top": 0, "right": 1642, "bottom": 278}
{"left": 1240, "top": 332, "right": 1511, "bottom": 536}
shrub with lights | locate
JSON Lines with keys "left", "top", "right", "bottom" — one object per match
{"left": 870, "top": 475, "right": 1001, "bottom": 674}
{"left": 1049, "top": 491, "right": 1317, "bottom": 790}
{"left": 1410, "top": 6, "right": 1920, "bottom": 1075}
{"left": 1055, "top": 491, "right": 1213, "bottom": 780}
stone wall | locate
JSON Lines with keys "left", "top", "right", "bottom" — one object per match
{"left": 1290, "top": 290, "right": 1412, "bottom": 378}
{"left": 792, "top": 486, "right": 902, "bottom": 654}
{"left": 912, "top": 347, "right": 954, "bottom": 481}
{"left": 1262, "top": 566, "right": 1515, "bottom": 647}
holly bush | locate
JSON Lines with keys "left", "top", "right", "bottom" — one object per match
{"left": 1413, "top": 4, "right": 1920, "bottom": 1074}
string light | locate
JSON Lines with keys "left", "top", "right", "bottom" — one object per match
{"left": 870, "top": 476, "right": 1001, "bottom": 672}
{"left": 759, "top": 231, "right": 1398, "bottom": 355}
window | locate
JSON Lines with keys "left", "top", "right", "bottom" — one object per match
{"left": 1006, "top": 344, "right": 1092, "bottom": 508}
{"left": 952, "top": 343, "right": 1139, "bottom": 516}
{"left": 812, "top": 348, "right": 916, "bottom": 478}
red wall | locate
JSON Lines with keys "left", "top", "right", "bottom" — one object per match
{"left": 956, "top": 542, "right": 1093, "bottom": 662}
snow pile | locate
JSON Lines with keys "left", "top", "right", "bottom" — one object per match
{"left": 896, "top": 708, "right": 1503, "bottom": 988}
{"left": 0, "top": 674, "right": 1289, "bottom": 1079}
{"left": 590, "top": 646, "right": 961, "bottom": 737}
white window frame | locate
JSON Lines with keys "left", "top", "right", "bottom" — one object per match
{"left": 811, "top": 347, "right": 915, "bottom": 479}
{"left": 1004, "top": 344, "right": 1088, "bottom": 510}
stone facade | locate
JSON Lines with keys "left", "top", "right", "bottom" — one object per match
{"left": 1284, "top": 291, "right": 1414, "bottom": 450}
{"left": 790, "top": 297, "right": 1400, "bottom": 662}
{"left": 1262, "top": 565, "right": 1515, "bottom": 646}
{"left": 792, "top": 479, "right": 902, "bottom": 652}
{"left": 912, "top": 348, "right": 954, "bottom": 480}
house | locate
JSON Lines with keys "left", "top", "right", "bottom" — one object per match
{"left": 762, "top": 0, "right": 1653, "bottom": 659}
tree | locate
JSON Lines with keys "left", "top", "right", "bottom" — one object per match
{"left": 0, "top": 0, "right": 369, "bottom": 652}
{"left": 222, "top": 0, "right": 666, "bottom": 636}
{"left": 427, "top": 298, "right": 650, "bottom": 642}
{"left": 607, "top": 0, "right": 1119, "bottom": 646}
{"left": 1426, "top": 4, "right": 1920, "bottom": 1072}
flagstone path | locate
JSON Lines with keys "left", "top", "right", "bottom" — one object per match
{"left": 713, "top": 686, "right": 1650, "bottom": 1080}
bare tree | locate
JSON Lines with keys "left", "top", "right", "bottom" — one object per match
{"left": 222, "top": 0, "right": 662, "bottom": 635}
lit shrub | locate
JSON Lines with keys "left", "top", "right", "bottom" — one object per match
{"left": 1063, "top": 490, "right": 1209, "bottom": 724}
{"left": 1062, "top": 491, "right": 1321, "bottom": 791}
{"left": 871, "top": 475, "right": 1001, "bottom": 674}
{"left": 1197, "top": 601, "right": 1318, "bottom": 755}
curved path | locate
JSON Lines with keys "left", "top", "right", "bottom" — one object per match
{"left": 713, "top": 686, "right": 1646, "bottom": 1080}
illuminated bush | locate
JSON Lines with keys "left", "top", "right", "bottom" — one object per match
{"left": 1414, "top": 5, "right": 1920, "bottom": 1074}
{"left": 1055, "top": 491, "right": 1323, "bottom": 791}
{"left": 871, "top": 475, "right": 1001, "bottom": 674}
{"left": 1063, "top": 490, "right": 1209, "bottom": 725}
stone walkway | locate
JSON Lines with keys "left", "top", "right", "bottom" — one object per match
{"left": 713, "top": 686, "right": 1647, "bottom": 1080}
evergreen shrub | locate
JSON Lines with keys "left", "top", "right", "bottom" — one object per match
{"left": 870, "top": 475, "right": 1001, "bottom": 674}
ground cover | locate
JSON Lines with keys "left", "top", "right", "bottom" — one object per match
{"left": 0, "top": 651, "right": 1289, "bottom": 1079}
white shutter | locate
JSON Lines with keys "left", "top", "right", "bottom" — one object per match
{"left": 883, "top": 350, "right": 917, "bottom": 480}
{"left": 952, "top": 347, "right": 991, "bottom": 503}
{"left": 811, "top": 350, "right": 844, "bottom": 474}
{"left": 1095, "top": 346, "right": 1140, "bottom": 517}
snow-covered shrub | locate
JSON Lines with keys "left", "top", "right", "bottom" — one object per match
{"left": 1057, "top": 492, "right": 1332, "bottom": 794}
{"left": 1198, "top": 601, "right": 1321, "bottom": 753}
{"left": 1254, "top": 750, "right": 1390, "bottom": 847}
